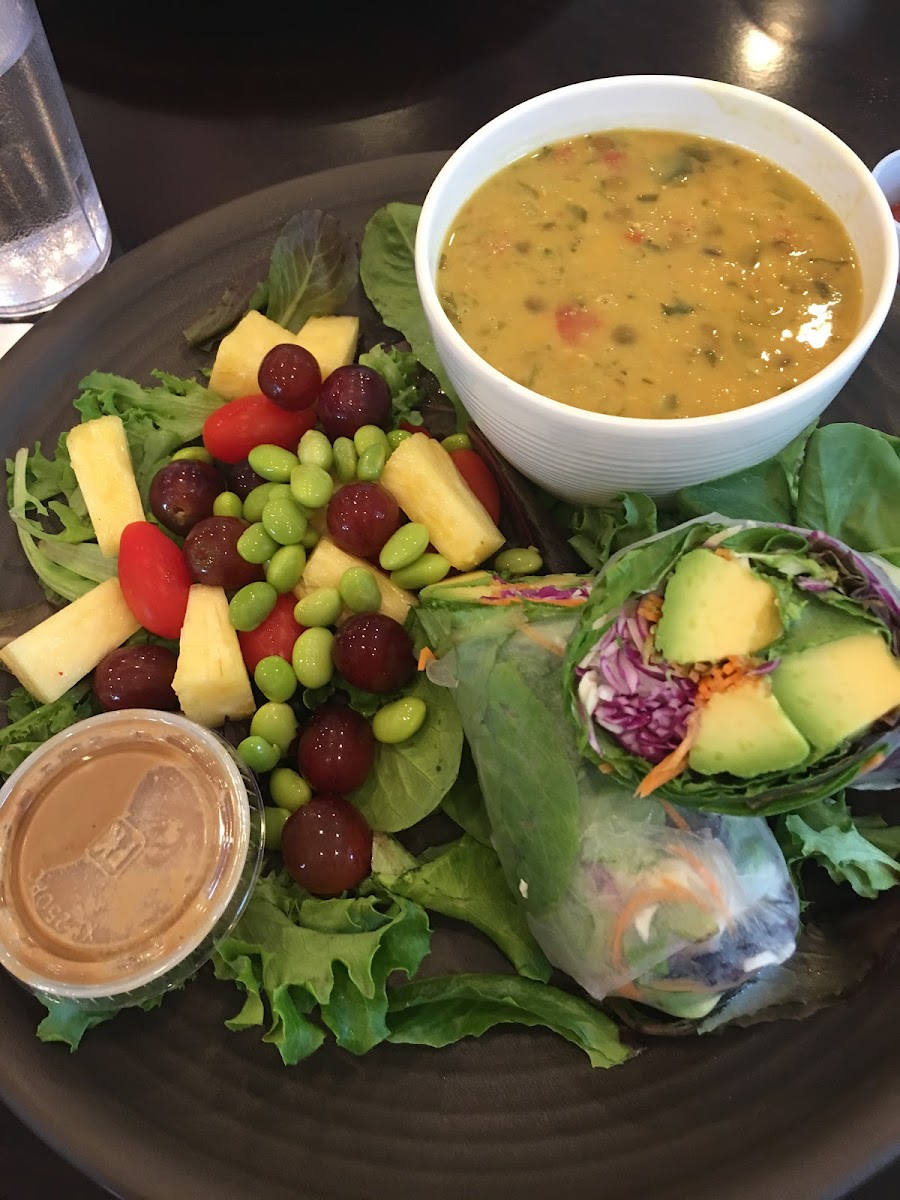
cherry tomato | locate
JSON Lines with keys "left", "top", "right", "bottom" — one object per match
{"left": 203, "top": 394, "right": 316, "bottom": 464}
{"left": 117, "top": 522, "right": 192, "bottom": 639}
{"left": 555, "top": 304, "right": 601, "bottom": 344}
{"left": 450, "top": 449, "right": 501, "bottom": 525}
{"left": 399, "top": 421, "right": 431, "bottom": 436}
{"left": 238, "top": 593, "right": 305, "bottom": 673}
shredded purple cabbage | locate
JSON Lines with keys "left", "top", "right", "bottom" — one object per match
{"left": 485, "top": 579, "right": 591, "bottom": 604}
{"left": 579, "top": 606, "right": 696, "bottom": 763}
{"left": 795, "top": 576, "right": 833, "bottom": 593}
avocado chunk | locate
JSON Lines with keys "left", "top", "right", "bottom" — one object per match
{"left": 770, "top": 633, "right": 900, "bottom": 753}
{"left": 655, "top": 549, "right": 783, "bottom": 664}
{"left": 689, "top": 681, "right": 810, "bottom": 778}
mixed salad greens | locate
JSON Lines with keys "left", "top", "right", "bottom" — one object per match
{"left": 2, "top": 202, "right": 899, "bottom": 1065}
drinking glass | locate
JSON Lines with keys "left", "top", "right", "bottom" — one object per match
{"left": 0, "top": 0, "right": 111, "bottom": 318}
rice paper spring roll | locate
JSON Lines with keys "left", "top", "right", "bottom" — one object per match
{"left": 416, "top": 574, "right": 800, "bottom": 1019}
{"left": 564, "top": 516, "right": 900, "bottom": 816}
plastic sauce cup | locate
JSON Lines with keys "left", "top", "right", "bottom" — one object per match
{"left": 0, "top": 710, "right": 264, "bottom": 1011}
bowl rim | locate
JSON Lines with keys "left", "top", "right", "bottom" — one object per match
{"left": 415, "top": 73, "right": 899, "bottom": 434}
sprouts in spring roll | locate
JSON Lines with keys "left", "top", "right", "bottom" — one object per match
{"left": 416, "top": 573, "right": 800, "bottom": 1019}
{"left": 564, "top": 518, "right": 900, "bottom": 815}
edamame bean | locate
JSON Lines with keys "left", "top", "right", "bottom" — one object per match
{"left": 294, "top": 586, "right": 342, "bottom": 628}
{"left": 263, "top": 805, "right": 290, "bottom": 850}
{"left": 332, "top": 437, "right": 358, "bottom": 483}
{"left": 339, "top": 567, "right": 381, "bottom": 614}
{"left": 172, "top": 446, "right": 213, "bottom": 464}
{"left": 297, "top": 429, "right": 333, "bottom": 471}
{"left": 372, "top": 696, "right": 427, "bottom": 744}
{"left": 262, "top": 493, "right": 308, "bottom": 545}
{"left": 356, "top": 443, "right": 386, "bottom": 482}
{"left": 243, "top": 482, "right": 278, "bottom": 523}
{"left": 254, "top": 655, "right": 297, "bottom": 703}
{"left": 237, "top": 522, "right": 279, "bottom": 564}
{"left": 251, "top": 701, "right": 298, "bottom": 754}
{"left": 238, "top": 735, "right": 280, "bottom": 774}
{"left": 213, "top": 490, "right": 243, "bottom": 518}
{"left": 354, "top": 425, "right": 390, "bottom": 455}
{"left": 390, "top": 553, "right": 451, "bottom": 590}
{"left": 441, "top": 433, "right": 472, "bottom": 453}
{"left": 228, "top": 582, "right": 278, "bottom": 631}
{"left": 379, "top": 523, "right": 429, "bottom": 571}
{"left": 290, "top": 463, "right": 333, "bottom": 510}
{"left": 301, "top": 525, "right": 320, "bottom": 550}
{"left": 291, "top": 627, "right": 334, "bottom": 689}
{"left": 269, "top": 767, "right": 312, "bottom": 813}
{"left": 495, "top": 546, "right": 543, "bottom": 576}
{"left": 266, "top": 544, "right": 306, "bottom": 594}
{"left": 386, "top": 428, "right": 412, "bottom": 450}
{"left": 248, "top": 443, "right": 300, "bottom": 483}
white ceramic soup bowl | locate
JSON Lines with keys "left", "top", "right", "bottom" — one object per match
{"left": 415, "top": 75, "right": 898, "bottom": 502}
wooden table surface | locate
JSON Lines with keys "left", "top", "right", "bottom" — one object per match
{"left": 4, "top": 0, "right": 898, "bottom": 1194}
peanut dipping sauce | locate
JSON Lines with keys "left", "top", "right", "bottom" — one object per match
{"left": 0, "top": 712, "right": 253, "bottom": 998}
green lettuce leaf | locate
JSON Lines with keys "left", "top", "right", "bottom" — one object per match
{"left": 440, "top": 745, "right": 493, "bottom": 846}
{"left": 36, "top": 993, "right": 164, "bottom": 1051}
{"left": 349, "top": 668, "right": 464, "bottom": 831}
{"left": 213, "top": 870, "right": 431, "bottom": 1065}
{"left": 0, "top": 681, "right": 96, "bottom": 780}
{"left": 672, "top": 423, "right": 814, "bottom": 525}
{"left": 795, "top": 423, "right": 900, "bottom": 563}
{"left": 359, "top": 203, "right": 466, "bottom": 430}
{"left": 263, "top": 210, "right": 359, "bottom": 333}
{"left": 74, "top": 370, "right": 224, "bottom": 501}
{"left": 377, "top": 834, "right": 552, "bottom": 982}
{"left": 358, "top": 343, "right": 427, "bottom": 427}
{"left": 386, "top": 974, "right": 631, "bottom": 1067}
{"left": 568, "top": 492, "right": 658, "bottom": 570}
{"left": 775, "top": 795, "right": 900, "bottom": 899}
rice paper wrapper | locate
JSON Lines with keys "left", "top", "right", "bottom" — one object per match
{"left": 416, "top": 601, "right": 800, "bottom": 1018}
{"left": 564, "top": 514, "right": 900, "bottom": 814}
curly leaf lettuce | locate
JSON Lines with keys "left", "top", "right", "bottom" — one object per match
{"left": 0, "top": 681, "right": 95, "bottom": 780}
{"left": 775, "top": 795, "right": 900, "bottom": 899}
{"left": 212, "top": 871, "right": 431, "bottom": 1065}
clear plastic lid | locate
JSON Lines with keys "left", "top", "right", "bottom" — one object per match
{"left": 0, "top": 710, "right": 263, "bottom": 1002}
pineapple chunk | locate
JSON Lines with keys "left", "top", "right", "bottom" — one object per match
{"left": 66, "top": 416, "right": 145, "bottom": 557}
{"left": 209, "top": 311, "right": 293, "bottom": 400}
{"left": 173, "top": 586, "right": 255, "bottom": 727}
{"left": 0, "top": 579, "right": 140, "bottom": 703}
{"left": 295, "top": 316, "right": 359, "bottom": 381}
{"left": 300, "top": 538, "right": 415, "bottom": 625}
{"left": 381, "top": 434, "right": 505, "bottom": 571}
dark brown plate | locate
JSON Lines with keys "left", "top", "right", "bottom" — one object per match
{"left": 0, "top": 153, "right": 898, "bottom": 1200}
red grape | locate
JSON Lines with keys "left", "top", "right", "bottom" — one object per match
{"left": 281, "top": 794, "right": 372, "bottom": 897}
{"left": 317, "top": 365, "right": 391, "bottom": 440}
{"left": 297, "top": 703, "right": 375, "bottom": 793}
{"left": 326, "top": 483, "right": 400, "bottom": 558}
{"left": 258, "top": 343, "right": 322, "bottom": 411}
{"left": 93, "top": 645, "right": 178, "bottom": 711}
{"left": 183, "top": 516, "right": 264, "bottom": 589}
{"left": 149, "top": 460, "right": 224, "bottom": 536}
{"left": 226, "top": 459, "right": 266, "bottom": 500}
{"left": 332, "top": 613, "right": 416, "bottom": 693}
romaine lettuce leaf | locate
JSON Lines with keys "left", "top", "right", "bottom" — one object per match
{"left": 375, "top": 833, "right": 552, "bottom": 982}
{"left": 386, "top": 973, "right": 631, "bottom": 1067}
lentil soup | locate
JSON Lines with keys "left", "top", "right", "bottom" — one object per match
{"left": 437, "top": 129, "right": 861, "bottom": 419}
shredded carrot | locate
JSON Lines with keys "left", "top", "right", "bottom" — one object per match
{"left": 859, "top": 751, "right": 886, "bottom": 775}
{"left": 668, "top": 845, "right": 731, "bottom": 927}
{"left": 417, "top": 647, "right": 436, "bottom": 672}
{"left": 482, "top": 595, "right": 585, "bottom": 608}
{"left": 713, "top": 547, "right": 733, "bottom": 561}
{"left": 611, "top": 981, "right": 643, "bottom": 1001}
{"left": 660, "top": 801, "right": 690, "bottom": 831}
{"left": 610, "top": 882, "right": 711, "bottom": 968}
{"left": 519, "top": 623, "right": 566, "bottom": 656}
{"left": 695, "top": 656, "right": 752, "bottom": 703}
{"left": 637, "top": 592, "right": 663, "bottom": 623}
{"left": 635, "top": 710, "right": 701, "bottom": 798}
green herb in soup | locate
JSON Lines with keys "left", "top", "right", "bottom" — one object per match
{"left": 437, "top": 130, "right": 861, "bottom": 419}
